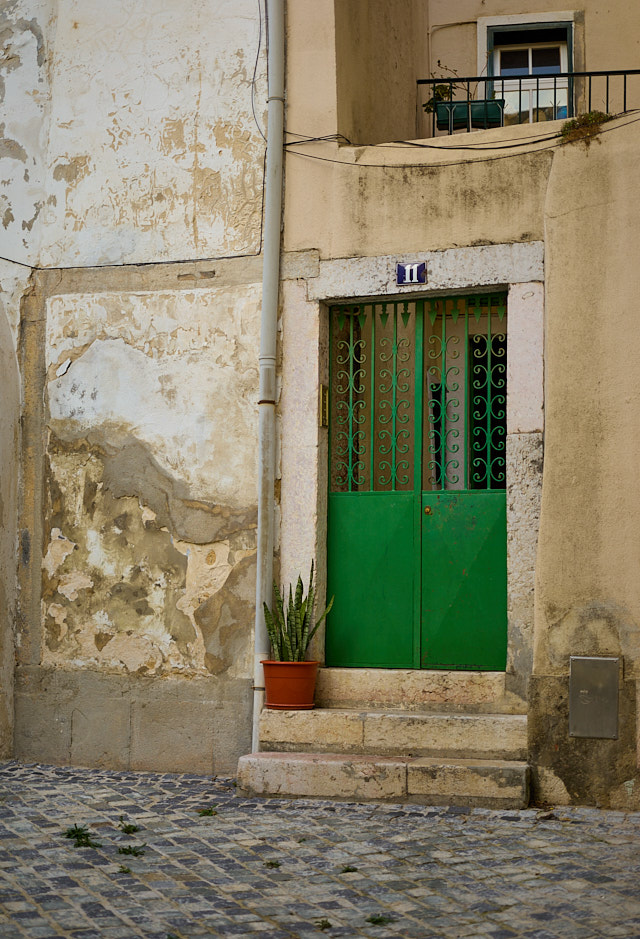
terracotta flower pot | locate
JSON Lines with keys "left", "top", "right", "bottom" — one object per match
{"left": 262, "top": 660, "right": 319, "bottom": 709}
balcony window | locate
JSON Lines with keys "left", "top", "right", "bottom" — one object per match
{"left": 491, "top": 26, "right": 570, "bottom": 124}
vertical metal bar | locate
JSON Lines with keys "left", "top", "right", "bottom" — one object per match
{"left": 624, "top": 73, "right": 628, "bottom": 112}
{"left": 536, "top": 76, "right": 540, "bottom": 123}
{"left": 348, "top": 311, "right": 354, "bottom": 492}
{"left": 391, "top": 305, "right": 398, "bottom": 492}
{"left": 486, "top": 301, "right": 492, "bottom": 490}
{"left": 553, "top": 75, "right": 557, "bottom": 118}
{"left": 413, "top": 300, "right": 424, "bottom": 668}
{"left": 432, "top": 81, "right": 436, "bottom": 137}
{"left": 440, "top": 308, "right": 446, "bottom": 489}
{"left": 606, "top": 73, "right": 610, "bottom": 113}
{"left": 414, "top": 301, "right": 424, "bottom": 498}
{"left": 467, "top": 80, "right": 471, "bottom": 132}
{"left": 568, "top": 73, "right": 574, "bottom": 118}
{"left": 464, "top": 301, "right": 469, "bottom": 491}
{"left": 588, "top": 74, "right": 592, "bottom": 111}
{"left": 328, "top": 308, "right": 333, "bottom": 492}
{"left": 370, "top": 303, "right": 377, "bottom": 491}
{"left": 518, "top": 78, "right": 522, "bottom": 123}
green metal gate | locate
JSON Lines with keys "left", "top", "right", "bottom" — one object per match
{"left": 326, "top": 294, "right": 507, "bottom": 670}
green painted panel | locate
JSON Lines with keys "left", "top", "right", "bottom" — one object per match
{"left": 326, "top": 492, "right": 417, "bottom": 667}
{"left": 420, "top": 490, "right": 507, "bottom": 670}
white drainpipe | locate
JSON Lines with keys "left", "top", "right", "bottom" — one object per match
{"left": 252, "top": 0, "right": 285, "bottom": 753}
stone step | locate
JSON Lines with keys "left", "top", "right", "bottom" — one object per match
{"left": 237, "top": 751, "right": 530, "bottom": 809}
{"left": 315, "top": 667, "right": 524, "bottom": 713}
{"left": 259, "top": 708, "right": 528, "bottom": 760}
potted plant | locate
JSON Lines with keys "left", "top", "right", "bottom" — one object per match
{"left": 262, "top": 562, "right": 333, "bottom": 709}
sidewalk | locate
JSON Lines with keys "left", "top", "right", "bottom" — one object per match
{"left": 0, "top": 760, "right": 639, "bottom": 939}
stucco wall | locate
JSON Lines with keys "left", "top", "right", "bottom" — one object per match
{"left": 0, "top": 0, "right": 53, "bottom": 260}
{"left": 7, "top": 0, "right": 267, "bottom": 774}
{"left": 15, "top": 265, "right": 261, "bottom": 773}
{"left": 334, "top": 0, "right": 429, "bottom": 146}
{"left": 2, "top": 0, "right": 266, "bottom": 266}
{"left": 0, "top": 261, "right": 26, "bottom": 755}
{"left": 530, "top": 118, "right": 640, "bottom": 809}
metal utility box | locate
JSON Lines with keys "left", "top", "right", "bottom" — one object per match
{"left": 569, "top": 656, "right": 619, "bottom": 739}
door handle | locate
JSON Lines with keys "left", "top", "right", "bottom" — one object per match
{"left": 424, "top": 506, "right": 433, "bottom": 515}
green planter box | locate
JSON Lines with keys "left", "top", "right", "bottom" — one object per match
{"left": 436, "top": 99, "right": 506, "bottom": 132}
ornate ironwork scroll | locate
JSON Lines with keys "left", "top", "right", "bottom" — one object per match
{"left": 329, "top": 294, "right": 506, "bottom": 494}
{"left": 329, "top": 302, "right": 417, "bottom": 493}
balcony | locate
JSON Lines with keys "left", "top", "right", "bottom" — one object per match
{"left": 417, "top": 70, "right": 640, "bottom": 137}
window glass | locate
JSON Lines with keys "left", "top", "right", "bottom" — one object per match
{"left": 499, "top": 49, "right": 529, "bottom": 76}
{"left": 532, "top": 47, "right": 561, "bottom": 74}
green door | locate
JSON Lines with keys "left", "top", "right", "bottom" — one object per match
{"left": 326, "top": 295, "right": 507, "bottom": 670}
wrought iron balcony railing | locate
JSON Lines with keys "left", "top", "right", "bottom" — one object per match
{"left": 417, "top": 70, "right": 640, "bottom": 136}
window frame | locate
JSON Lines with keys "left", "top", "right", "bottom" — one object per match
{"left": 487, "top": 22, "right": 573, "bottom": 78}
{"left": 493, "top": 41, "right": 569, "bottom": 80}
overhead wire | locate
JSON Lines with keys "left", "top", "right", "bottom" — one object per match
{"left": 283, "top": 111, "right": 640, "bottom": 169}
{"left": 250, "top": 0, "right": 267, "bottom": 142}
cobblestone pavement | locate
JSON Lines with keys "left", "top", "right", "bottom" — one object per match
{"left": 0, "top": 762, "right": 639, "bottom": 939}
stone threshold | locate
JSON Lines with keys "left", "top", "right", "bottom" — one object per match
{"left": 315, "top": 667, "right": 526, "bottom": 713}
{"left": 238, "top": 751, "right": 530, "bottom": 809}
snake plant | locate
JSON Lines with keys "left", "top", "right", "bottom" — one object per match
{"left": 263, "top": 562, "right": 334, "bottom": 662}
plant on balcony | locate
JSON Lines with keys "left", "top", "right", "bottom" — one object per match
{"left": 561, "top": 110, "right": 613, "bottom": 145}
{"left": 262, "top": 562, "right": 334, "bottom": 709}
{"left": 422, "top": 60, "right": 466, "bottom": 113}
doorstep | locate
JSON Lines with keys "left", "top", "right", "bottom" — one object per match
{"left": 237, "top": 751, "right": 530, "bottom": 809}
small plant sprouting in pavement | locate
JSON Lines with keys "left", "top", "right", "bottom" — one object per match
{"left": 315, "top": 919, "right": 332, "bottom": 931}
{"left": 264, "top": 859, "right": 281, "bottom": 869}
{"left": 118, "top": 844, "right": 146, "bottom": 857}
{"left": 118, "top": 815, "right": 141, "bottom": 835}
{"left": 340, "top": 864, "right": 358, "bottom": 873}
{"left": 63, "top": 824, "right": 101, "bottom": 849}
{"left": 366, "top": 913, "right": 394, "bottom": 926}
{"left": 117, "top": 865, "right": 132, "bottom": 874}
{"left": 197, "top": 806, "right": 218, "bottom": 816}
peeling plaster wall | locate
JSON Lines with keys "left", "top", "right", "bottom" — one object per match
{"left": 7, "top": 1, "right": 267, "bottom": 773}
{"left": 16, "top": 275, "right": 261, "bottom": 773}
{"left": 40, "top": 0, "right": 265, "bottom": 266}
{"left": 0, "top": 0, "right": 53, "bottom": 265}
{"left": 42, "top": 284, "right": 260, "bottom": 679}
{"left": 3, "top": 0, "right": 266, "bottom": 267}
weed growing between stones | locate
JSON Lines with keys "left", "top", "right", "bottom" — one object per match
{"left": 198, "top": 806, "right": 218, "bottom": 816}
{"left": 340, "top": 865, "right": 358, "bottom": 873}
{"left": 118, "top": 844, "right": 146, "bottom": 857}
{"left": 264, "top": 859, "right": 281, "bottom": 868}
{"left": 315, "top": 919, "right": 332, "bottom": 931}
{"left": 63, "top": 824, "right": 101, "bottom": 849}
{"left": 118, "top": 815, "right": 141, "bottom": 834}
{"left": 366, "top": 913, "right": 394, "bottom": 926}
